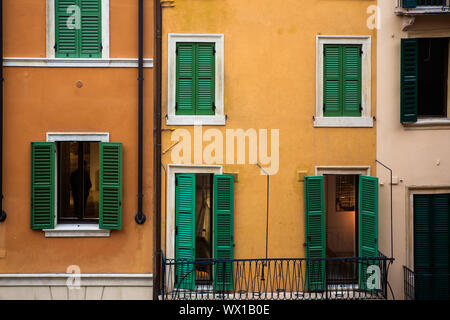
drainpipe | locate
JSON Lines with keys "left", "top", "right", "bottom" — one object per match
{"left": 0, "top": 0, "right": 6, "bottom": 223}
{"left": 153, "top": 0, "right": 162, "bottom": 300}
{"left": 135, "top": 0, "right": 146, "bottom": 225}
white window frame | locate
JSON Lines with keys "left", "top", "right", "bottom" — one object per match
{"left": 315, "top": 36, "right": 373, "bottom": 128}
{"left": 43, "top": 132, "right": 111, "bottom": 238}
{"left": 46, "top": 0, "right": 110, "bottom": 60}
{"left": 166, "top": 33, "right": 225, "bottom": 126}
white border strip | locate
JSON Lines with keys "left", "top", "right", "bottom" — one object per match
{"left": 3, "top": 58, "right": 153, "bottom": 68}
{"left": 0, "top": 274, "right": 153, "bottom": 287}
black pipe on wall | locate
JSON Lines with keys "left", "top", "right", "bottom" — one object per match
{"left": 153, "top": 0, "right": 162, "bottom": 299}
{"left": 0, "top": 0, "right": 6, "bottom": 223}
{"left": 135, "top": 0, "right": 146, "bottom": 225}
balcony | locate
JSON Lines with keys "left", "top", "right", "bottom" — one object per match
{"left": 396, "top": 0, "right": 450, "bottom": 15}
{"left": 403, "top": 266, "right": 450, "bottom": 300}
{"left": 161, "top": 252, "right": 393, "bottom": 300}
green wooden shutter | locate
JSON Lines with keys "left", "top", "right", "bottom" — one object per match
{"left": 175, "top": 174, "right": 196, "bottom": 290}
{"left": 324, "top": 45, "right": 342, "bottom": 117}
{"left": 402, "top": 0, "right": 418, "bottom": 8}
{"left": 414, "top": 194, "right": 449, "bottom": 300}
{"left": 342, "top": 45, "right": 362, "bottom": 116}
{"left": 195, "top": 43, "right": 215, "bottom": 115}
{"left": 80, "top": 0, "right": 102, "bottom": 58}
{"left": 304, "top": 176, "right": 325, "bottom": 291}
{"left": 55, "top": 0, "right": 78, "bottom": 57}
{"left": 401, "top": 38, "right": 419, "bottom": 123}
{"left": 432, "top": 194, "right": 449, "bottom": 300}
{"left": 213, "top": 174, "right": 234, "bottom": 291}
{"left": 31, "top": 142, "right": 55, "bottom": 230}
{"left": 99, "top": 142, "right": 122, "bottom": 230}
{"left": 358, "top": 175, "right": 379, "bottom": 290}
{"left": 176, "top": 43, "right": 196, "bottom": 115}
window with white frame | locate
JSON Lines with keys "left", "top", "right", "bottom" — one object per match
{"left": 47, "top": 0, "right": 110, "bottom": 59}
{"left": 167, "top": 34, "right": 225, "bottom": 126}
{"left": 315, "top": 36, "right": 373, "bottom": 127}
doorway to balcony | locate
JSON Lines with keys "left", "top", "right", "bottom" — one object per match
{"left": 324, "top": 174, "right": 359, "bottom": 286}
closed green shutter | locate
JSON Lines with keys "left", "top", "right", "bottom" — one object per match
{"left": 414, "top": 194, "right": 449, "bottom": 300}
{"left": 176, "top": 43, "right": 215, "bottom": 115}
{"left": 324, "top": 45, "right": 362, "bottom": 117}
{"left": 55, "top": 0, "right": 78, "bottom": 57}
{"left": 175, "top": 174, "right": 196, "bottom": 290}
{"left": 80, "top": 0, "right": 102, "bottom": 58}
{"left": 402, "top": 0, "right": 418, "bottom": 8}
{"left": 31, "top": 142, "right": 55, "bottom": 230}
{"left": 324, "top": 45, "right": 342, "bottom": 117}
{"left": 99, "top": 142, "right": 122, "bottom": 230}
{"left": 195, "top": 43, "right": 215, "bottom": 115}
{"left": 176, "top": 43, "right": 196, "bottom": 115}
{"left": 342, "top": 45, "right": 362, "bottom": 116}
{"left": 304, "top": 176, "right": 325, "bottom": 291}
{"left": 358, "top": 175, "right": 379, "bottom": 290}
{"left": 55, "top": 0, "right": 101, "bottom": 58}
{"left": 401, "top": 38, "right": 419, "bottom": 123}
{"left": 213, "top": 174, "right": 234, "bottom": 291}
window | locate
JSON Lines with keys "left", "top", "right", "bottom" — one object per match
{"left": 413, "top": 193, "right": 449, "bottom": 300}
{"left": 58, "top": 141, "right": 99, "bottom": 223}
{"left": 174, "top": 173, "right": 234, "bottom": 290}
{"left": 176, "top": 43, "right": 215, "bottom": 116}
{"left": 401, "top": 38, "right": 450, "bottom": 124}
{"left": 30, "top": 140, "right": 122, "bottom": 234}
{"left": 48, "top": 0, "right": 109, "bottom": 59}
{"left": 304, "top": 175, "right": 378, "bottom": 289}
{"left": 315, "top": 36, "right": 373, "bottom": 127}
{"left": 323, "top": 45, "right": 362, "bottom": 117}
{"left": 167, "top": 34, "right": 225, "bottom": 126}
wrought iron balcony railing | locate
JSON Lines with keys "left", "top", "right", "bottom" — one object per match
{"left": 161, "top": 252, "right": 393, "bottom": 300}
{"left": 397, "top": 0, "right": 450, "bottom": 14}
{"left": 403, "top": 266, "right": 450, "bottom": 300}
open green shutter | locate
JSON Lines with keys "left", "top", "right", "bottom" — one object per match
{"left": 213, "top": 174, "right": 234, "bottom": 291}
{"left": 323, "top": 45, "right": 342, "bottom": 117}
{"left": 99, "top": 142, "right": 122, "bottom": 230}
{"left": 31, "top": 142, "right": 55, "bottom": 230}
{"left": 358, "top": 175, "right": 379, "bottom": 290}
{"left": 55, "top": 0, "right": 78, "bottom": 57}
{"left": 175, "top": 174, "right": 196, "bottom": 290}
{"left": 176, "top": 43, "right": 196, "bottom": 115}
{"left": 195, "top": 43, "right": 215, "bottom": 115}
{"left": 80, "top": 0, "right": 102, "bottom": 58}
{"left": 304, "top": 176, "right": 325, "bottom": 291}
{"left": 401, "top": 38, "right": 419, "bottom": 123}
{"left": 342, "top": 45, "right": 362, "bottom": 116}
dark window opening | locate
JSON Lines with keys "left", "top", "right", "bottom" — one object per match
{"left": 195, "top": 174, "right": 214, "bottom": 284}
{"left": 58, "top": 141, "right": 100, "bottom": 223}
{"left": 418, "top": 38, "right": 449, "bottom": 118}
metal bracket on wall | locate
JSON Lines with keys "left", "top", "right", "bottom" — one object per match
{"left": 402, "top": 16, "right": 416, "bottom": 31}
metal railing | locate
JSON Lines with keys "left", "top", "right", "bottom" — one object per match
{"left": 161, "top": 252, "right": 393, "bottom": 300}
{"left": 403, "top": 266, "right": 450, "bottom": 300}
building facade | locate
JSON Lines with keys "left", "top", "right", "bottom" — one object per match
{"left": 377, "top": 0, "right": 450, "bottom": 300}
{"left": 0, "top": 0, "right": 154, "bottom": 299}
{"left": 159, "top": 0, "right": 387, "bottom": 299}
